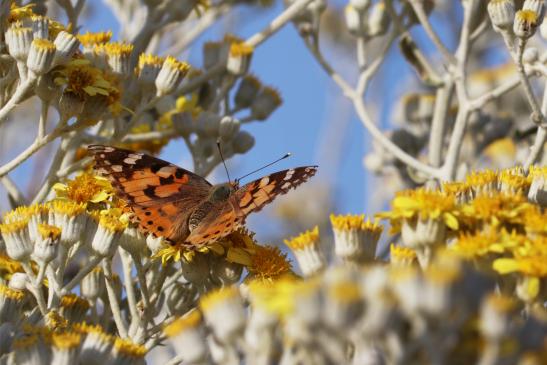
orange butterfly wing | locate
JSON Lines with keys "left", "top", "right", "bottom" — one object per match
{"left": 88, "top": 145, "right": 211, "bottom": 243}
{"left": 184, "top": 166, "right": 318, "bottom": 246}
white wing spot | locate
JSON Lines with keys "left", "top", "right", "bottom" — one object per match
{"left": 103, "top": 147, "right": 115, "bottom": 152}
{"left": 111, "top": 165, "right": 123, "bottom": 172}
{"left": 282, "top": 182, "right": 292, "bottom": 190}
{"left": 123, "top": 157, "right": 138, "bottom": 164}
{"left": 283, "top": 169, "right": 295, "bottom": 181}
{"left": 259, "top": 176, "right": 270, "bottom": 187}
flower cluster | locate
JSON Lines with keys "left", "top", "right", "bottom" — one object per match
{"left": 155, "top": 168, "right": 546, "bottom": 364}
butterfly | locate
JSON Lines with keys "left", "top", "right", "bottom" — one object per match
{"left": 87, "top": 145, "right": 317, "bottom": 248}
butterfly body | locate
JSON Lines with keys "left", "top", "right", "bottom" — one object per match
{"left": 88, "top": 145, "right": 317, "bottom": 248}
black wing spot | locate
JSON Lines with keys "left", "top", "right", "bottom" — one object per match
{"left": 175, "top": 169, "right": 184, "bottom": 179}
{"left": 143, "top": 186, "right": 156, "bottom": 197}
{"left": 157, "top": 226, "right": 164, "bottom": 232}
{"left": 203, "top": 234, "right": 210, "bottom": 239}
{"left": 225, "top": 222, "right": 232, "bottom": 227}
{"left": 147, "top": 220, "right": 153, "bottom": 225}
{"left": 150, "top": 163, "right": 165, "bottom": 173}
{"left": 214, "top": 230, "right": 221, "bottom": 235}
{"left": 145, "top": 211, "right": 152, "bottom": 216}
{"left": 159, "top": 176, "right": 174, "bottom": 185}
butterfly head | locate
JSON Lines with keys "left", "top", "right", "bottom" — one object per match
{"left": 210, "top": 183, "right": 235, "bottom": 202}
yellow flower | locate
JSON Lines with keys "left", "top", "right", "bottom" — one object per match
{"left": 53, "top": 172, "right": 112, "bottom": 204}
{"left": 37, "top": 224, "right": 61, "bottom": 240}
{"left": 377, "top": 189, "right": 459, "bottom": 233}
{"left": 8, "top": 2, "right": 35, "bottom": 23}
{"left": 493, "top": 257, "right": 547, "bottom": 277}
{"left": 176, "top": 94, "right": 202, "bottom": 118}
{"left": 51, "top": 332, "right": 81, "bottom": 349}
{"left": 77, "top": 31, "right": 113, "bottom": 47}
{"left": 450, "top": 230, "right": 505, "bottom": 259}
{"left": 112, "top": 338, "right": 147, "bottom": 358}
{"left": 284, "top": 226, "right": 320, "bottom": 251}
{"left": 247, "top": 244, "right": 293, "bottom": 281}
{"left": 460, "top": 193, "right": 530, "bottom": 228}
{"left": 54, "top": 58, "right": 116, "bottom": 99}
{"left": 390, "top": 243, "right": 417, "bottom": 265}
{"left": 163, "top": 310, "right": 202, "bottom": 337}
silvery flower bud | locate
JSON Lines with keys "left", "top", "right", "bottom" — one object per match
{"left": 218, "top": 116, "right": 240, "bottom": 141}
{"left": 487, "top": 0, "right": 515, "bottom": 30}
{"left": 367, "top": 1, "right": 390, "bottom": 37}
{"left": 30, "top": 15, "right": 48, "bottom": 39}
{"left": 27, "top": 38, "right": 56, "bottom": 75}
{"left": 345, "top": 5, "right": 366, "bottom": 36}
{"left": 349, "top": 0, "right": 370, "bottom": 11}
{"left": 235, "top": 75, "right": 261, "bottom": 109}
{"left": 203, "top": 41, "right": 226, "bottom": 70}
{"left": 5, "top": 26, "right": 33, "bottom": 62}
{"left": 196, "top": 111, "right": 221, "bottom": 137}
{"left": 53, "top": 31, "right": 80, "bottom": 66}
{"left": 250, "top": 87, "right": 282, "bottom": 121}
{"left": 226, "top": 42, "right": 253, "bottom": 76}
{"left": 155, "top": 56, "right": 190, "bottom": 96}
{"left": 523, "top": 0, "right": 545, "bottom": 25}
{"left": 81, "top": 268, "right": 105, "bottom": 300}
{"left": 232, "top": 131, "right": 255, "bottom": 154}
{"left": 32, "top": 224, "right": 61, "bottom": 265}
{"left": 8, "top": 272, "right": 29, "bottom": 291}
{"left": 514, "top": 10, "right": 539, "bottom": 39}
{"left": 172, "top": 112, "right": 194, "bottom": 137}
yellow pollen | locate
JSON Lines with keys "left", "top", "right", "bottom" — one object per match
{"left": 200, "top": 286, "right": 240, "bottom": 312}
{"left": 0, "top": 253, "right": 23, "bottom": 274}
{"left": 138, "top": 53, "right": 164, "bottom": 68}
{"left": 78, "top": 31, "right": 113, "bottom": 46}
{"left": 113, "top": 338, "right": 147, "bottom": 357}
{"left": 248, "top": 244, "right": 292, "bottom": 281}
{"left": 229, "top": 42, "right": 254, "bottom": 56}
{"left": 38, "top": 224, "right": 61, "bottom": 240}
{"left": 163, "top": 310, "right": 202, "bottom": 337}
{"left": 103, "top": 42, "right": 134, "bottom": 56}
{"left": 48, "top": 200, "right": 86, "bottom": 217}
{"left": 330, "top": 213, "right": 383, "bottom": 233}
{"left": 516, "top": 9, "right": 538, "bottom": 24}
{"left": 0, "top": 218, "right": 29, "bottom": 234}
{"left": 284, "top": 226, "right": 320, "bottom": 250}
{"left": 0, "top": 284, "right": 25, "bottom": 301}
{"left": 164, "top": 56, "right": 191, "bottom": 73}
{"left": 60, "top": 294, "right": 90, "bottom": 310}
{"left": 390, "top": 243, "right": 417, "bottom": 260}
{"left": 97, "top": 209, "right": 127, "bottom": 232}
{"left": 32, "top": 38, "right": 55, "bottom": 51}
{"left": 51, "top": 332, "right": 81, "bottom": 349}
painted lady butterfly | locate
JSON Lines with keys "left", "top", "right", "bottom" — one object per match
{"left": 88, "top": 145, "right": 317, "bottom": 248}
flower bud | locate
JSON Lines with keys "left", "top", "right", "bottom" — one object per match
{"left": 232, "top": 131, "right": 255, "bottom": 154}
{"left": 30, "top": 15, "right": 49, "bottom": 39}
{"left": 250, "top": 87, "right": 282, "bottom": 121}
{"left": 523, "top": 0, "right": 545, "bottom": 26}
{"left": 367, "top": 1, "right": 390, "bottom": 37}
{"left": 137, "top": 53, "right": 164, "bottom": 88}
{"left": 218, "top": 116, "right": 240, "bottom": 141}
{"left": 53, "top": 31, "right": 80, "bottom": 66}
{"left": 155, "top": 56, "right": 190, "bottom": 96}
{"left": 172, "top": 111, "right": 194, "bottom": 137}
{"left": 32, "top": 224, "right": 61, "bottom": 265}
{"left": 196, "top": 111, "right": 221, "bottom": 137}
{"left": 345, "top": 5, "right": 366, "bottom": 36}
{"left": 235, "top": 75, "right": 261, "bottom": 109}
{"left": 349, "top": 0, "right": 370, "bottom": 11}
{"left": 104, "top": 42, "right": 134, "bottom": 78}
{"left": 487, "top": 0, "right": 515, "bottom": 30}
{"left": 5, "top": 26, "right": 34, "bottom": 62}
{"left": 226, "top": 42, "right": 253, "bottom": 76}
{"left": 514, "top": 10, "right": 539, "bottom": 39}
{"left": 27, "top": 38, "right": 56, "bottom": 75}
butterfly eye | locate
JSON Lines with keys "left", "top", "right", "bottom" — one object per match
{"left": 212, "top": 185, "right": 231, "bottom": 201}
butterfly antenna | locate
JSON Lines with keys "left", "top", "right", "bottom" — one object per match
{"left": 216, "top": 140, "right": 231, "bottom": 183}
{"left": 236, "top": 152, "right": 291, "bottom": 183}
